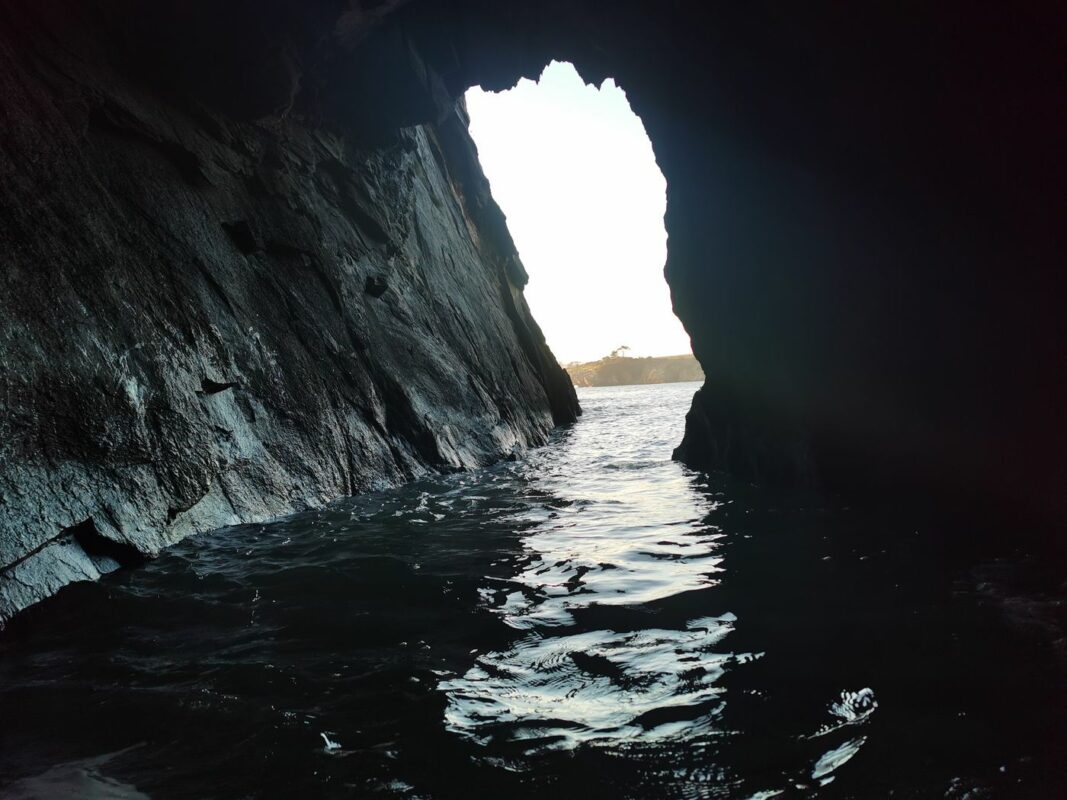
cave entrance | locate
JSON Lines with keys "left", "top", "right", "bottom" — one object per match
{"left": 465, "top": 61, "right": 690, "bottom": 380}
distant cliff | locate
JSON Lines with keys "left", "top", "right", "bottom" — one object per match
{"left": 567, "top": 355, "right": 703, "bottom": 387}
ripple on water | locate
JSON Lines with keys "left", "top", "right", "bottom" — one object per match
{"left": 442, "top": 614, "right": 741, "bottom": 752}
{"left": 435, "top": 385, "right": 752, "bottom": 754}
{"left": 1, "top": 382, "right": 1060, "bottom": 798}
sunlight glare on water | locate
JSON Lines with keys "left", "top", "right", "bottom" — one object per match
{"left": 441, "top": 385, "right": 742, "bottom": 752}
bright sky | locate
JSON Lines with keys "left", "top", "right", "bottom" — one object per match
{"left": 465, "top": 61, "right": 691, "bottom": 365}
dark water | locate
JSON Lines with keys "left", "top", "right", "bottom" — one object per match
{"left": 1, "top": 382, "right": 1064, "bottom": 799}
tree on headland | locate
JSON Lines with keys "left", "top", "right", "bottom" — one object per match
{"left": 566, "top": 351, "right": 703, "bottom": 387}
{"left": 609, "top": 345, "right": 631, "bottom": 358}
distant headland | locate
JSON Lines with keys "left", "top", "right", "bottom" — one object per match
{"left": 565, "top": 347, "right": 704, "bottom": 387}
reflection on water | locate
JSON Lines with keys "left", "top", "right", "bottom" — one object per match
{"left": 0, "top": 382, "right": 1063, "bottom": 798}
{"left": 443, "top": 617, "right": 736, "bottom": 751}
{"left": 441, "top": 385, "right": 739, "bottom": 753}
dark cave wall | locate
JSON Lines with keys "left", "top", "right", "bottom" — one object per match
{"left": 645, "top": 4, "right": 1067, "bottom": 518}
{"left": 1, "top": 0, "right": 1064, "bottom": 618}
{"left": 0, "top": 1, "right": 577, "bottom": 621}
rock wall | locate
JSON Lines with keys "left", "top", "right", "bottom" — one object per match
{"left": 0, "top": 2, "right": 577, "bottom": 621}
{"left": 3, "top": 0, "right": 1064, "bottom": 619}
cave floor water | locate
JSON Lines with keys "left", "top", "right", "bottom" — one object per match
{"left": 1, "top": 382, "right": 1064, "bottom": 799}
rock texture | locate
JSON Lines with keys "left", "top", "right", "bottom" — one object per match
{"left": 0, "top": 2, "right": 577, "bottom": 621}
{"left": 3, "top": 0, "right": 1065, "bottom": 618}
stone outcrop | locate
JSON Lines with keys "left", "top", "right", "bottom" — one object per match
{"left": 2, "top": 0, "right": 1064, "bottom": 618}
{"left": 0, "top": 1, "right": 577, "bottom": 621}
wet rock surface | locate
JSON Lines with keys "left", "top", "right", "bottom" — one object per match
{"left": 0, "top": 3, "right": 577, "bottom": 620}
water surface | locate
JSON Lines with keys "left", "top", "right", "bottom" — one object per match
{"left": 1, "top": 382, "right": 1063, "bottom": 798}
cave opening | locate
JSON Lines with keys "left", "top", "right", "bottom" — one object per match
{"left": 1, "top": 4, "right": 1064, "bottom": 794}
{"left": 464, "top": 61, "right": 691, "bottom": 376}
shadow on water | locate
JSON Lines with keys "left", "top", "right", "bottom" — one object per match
{"left": 1, "top": 382, "right": 1064, "bottom": 798}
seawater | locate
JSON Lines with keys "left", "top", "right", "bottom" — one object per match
{"left": 1, "top": 382, "right": 1063, "bottom": 798}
